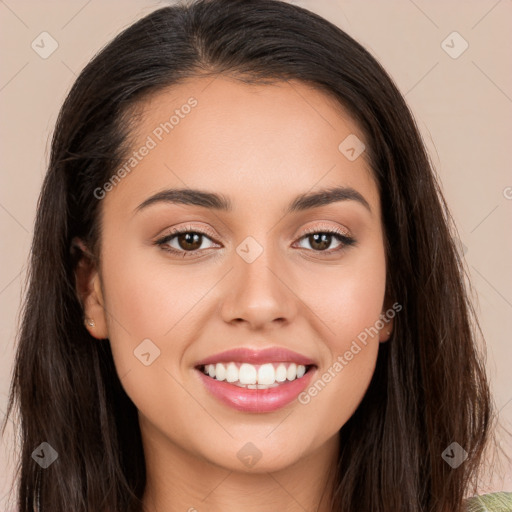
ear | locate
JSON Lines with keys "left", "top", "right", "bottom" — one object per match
{"left": 378, "top": 295, "right": 395, "bottom": 343}
{"left": 378, "top": 316, "right": 394, "bottom": 343}
{"left": 72, "top": 237, "right": 109, "bottom": 340}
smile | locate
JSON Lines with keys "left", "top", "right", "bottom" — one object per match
{"left": 199, "top": 362, "right": 309, "bottom": 388}
{"left": 194, "top": 346, "right": 317, "bottom": 412}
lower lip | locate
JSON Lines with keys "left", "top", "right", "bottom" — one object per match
{"left": 195, "top": 367, "right": 316, "bottom": 413}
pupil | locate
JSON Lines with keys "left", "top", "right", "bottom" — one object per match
{"left": 311, "top": 233, "right": 331, "bottom": 251}
{"left": 179, "top": 233, "right": 201, "bottom": 250}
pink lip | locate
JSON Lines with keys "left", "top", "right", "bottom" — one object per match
{"left": 194, "top": 347, "right": 317, "bottom": 367}
{"left": 195, "top": 366, "right": 317, "bottom": 413}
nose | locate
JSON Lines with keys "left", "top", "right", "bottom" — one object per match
{"left": 219, "top": 239, "right": 298, "bottom": 330}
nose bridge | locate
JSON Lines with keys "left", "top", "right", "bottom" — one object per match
{"left": 220, "top": 231, "right": 296, "bottom": 328}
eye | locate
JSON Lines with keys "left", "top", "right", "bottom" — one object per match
{"left": 155, "top": 225, "right": 219, "bottom": 258}
{"left": 155, "top": 224, "right": 356, "bottom": 258}
{"left": 294, "top": 226, "right": 356, "bottom": 254}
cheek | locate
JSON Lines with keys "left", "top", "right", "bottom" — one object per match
{"left": 300, "top": 341, "right": 379, "bottom": 437}
{"left": 97, "top": 234, "right": 209, "bottom": 389}
{"left": 298, "top": 244, "right": 387, "bottom": 348}
{"left": 101, "top": 240, "right": 209, "bottom": 339}
{"left": 293, "top": 244, "right": 386, "bottom": 421}
{"left": 296, "top": 272, "right": 386, "bottom": 431}
{"left": 98, "top": 243, "right": 206, "bottom": 427}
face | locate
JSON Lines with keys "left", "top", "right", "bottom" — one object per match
{"left": 79, "top": 75, "right": 393, "bottom": 474}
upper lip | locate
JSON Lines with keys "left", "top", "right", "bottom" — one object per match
{"left": 195, "top": 347, "right": 317, "bottom": 368}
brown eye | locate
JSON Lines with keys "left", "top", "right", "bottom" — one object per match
{"left": 307, "top": 233, "right": 335, "bottom": 251}
{"left": 155, "top": 225, "right": 356, "bottom": 259}
{"left": 296, "top": 229, "right": 356, "bottom": 254}
{"left": 175, "top": 232, "right": 203, "bottom": 251}
{"left": 156, "top": 226, "right": 219, "bottom": 257}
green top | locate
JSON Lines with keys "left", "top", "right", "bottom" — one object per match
{"left": 464, "top": 492, "right": 512, "bottom": 512}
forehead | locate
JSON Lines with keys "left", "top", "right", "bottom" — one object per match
{"left": 106, "top": 75, "right": 379, "bottom": 217}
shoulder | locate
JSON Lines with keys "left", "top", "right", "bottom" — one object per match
{"left": 464, "top": 492, "right": 512, "bottom": 512}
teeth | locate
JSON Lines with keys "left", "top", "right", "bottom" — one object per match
{"left": 239, "top": 363, "right": 257, "bottom": 385}
{"left": 258, "top": 363, "right": 275, "bottom": 385}
{"left": 286, "top": 363, "right": 297, "bottom": 381}
{"left": 275, "top": 364, "right": 287, "bottom": 382}
{"left": 201, "top": 362, "right": 309, "bottom": 386}
{"left": 215, "top": 363, "right": 226, "bottom": 381}
{"left": 226, "top": 362, "right": 238, "bottom": 383}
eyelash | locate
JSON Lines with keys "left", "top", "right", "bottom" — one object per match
{"left": 155, "top": 224, "right": 357, "bottom": 258}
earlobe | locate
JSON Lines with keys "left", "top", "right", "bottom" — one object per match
{"left": 72, "top": 237, "right": 109, "bottom": 340}
{"left": 378, "top": 304, "right": 394, "bottom": 343}
{"left": 82, "top": 273, "right": 109, "bottom": 339}
{"left": 378, "top": 293, "right": 395, "bottom": 343}
{"left": 379, "top": 318, "right": 393, "bottom": 343}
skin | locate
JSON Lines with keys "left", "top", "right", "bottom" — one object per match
{"left": 76, "top": 75, "right": 393, "bottom": 512}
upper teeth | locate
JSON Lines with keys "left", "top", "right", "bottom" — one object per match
{"left": 202, "top": 362, "right": 307, "bottom": 387}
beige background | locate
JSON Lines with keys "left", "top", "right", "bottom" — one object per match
{"left": 1, "top": 0, "right": 511, "bottom": 508}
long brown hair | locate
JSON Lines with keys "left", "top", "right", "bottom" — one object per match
{"left": 3, "top": 0, "right": 496, "bottom": 510}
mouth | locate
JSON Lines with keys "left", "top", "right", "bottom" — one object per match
{"left": 193, "top": 346, "right": 318, "bottom": 413}
{"left": 196, "top": 361, "right": 316, "bottom": 389}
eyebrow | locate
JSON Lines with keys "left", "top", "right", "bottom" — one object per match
{"left": 135, "top": 185, "right": 372, "bottom": 215}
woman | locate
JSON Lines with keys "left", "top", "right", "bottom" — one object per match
{"left": 3, "top": 0, "right": 508, "bottom": 510}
